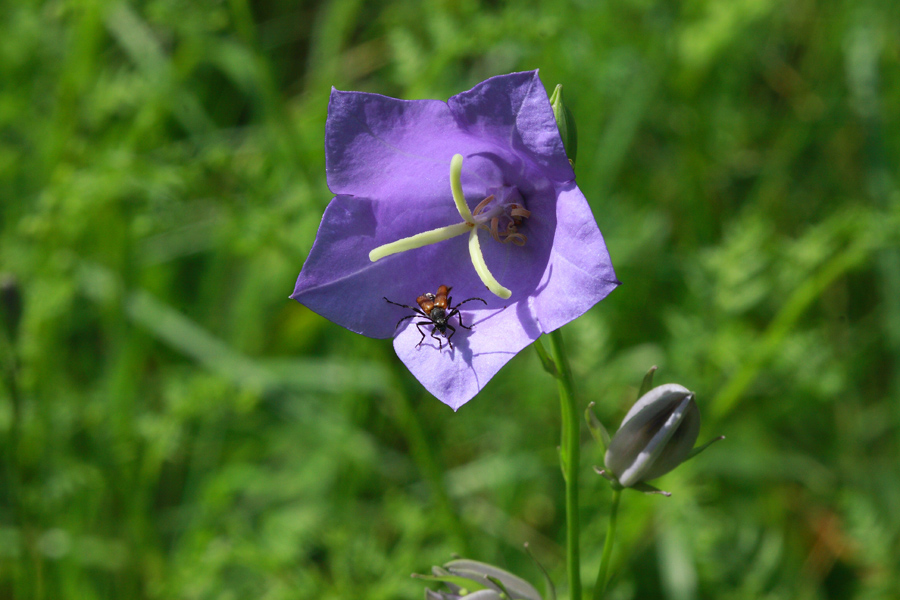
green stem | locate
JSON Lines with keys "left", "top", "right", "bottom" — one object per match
{"left": 546, "top": 330, "right": 581, "bottom": 600}
{"left": 593, "top": 489, "right": 621, "bottom": 600}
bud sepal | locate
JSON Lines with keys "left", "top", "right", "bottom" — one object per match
{"left": 585, "top": 402, "right": 611, "bottom": 452}
{"left": 415, "top": 558, "right": 543, "bottom": 600}
{"left": 549, "top": 84, "right": 577, "bottom": 165}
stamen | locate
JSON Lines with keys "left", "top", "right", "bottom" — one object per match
{"left": 510, "top": 206, "right": 531, "bottom": 219}
{"left": 468, "top": 228, "right": 511, "bottom": 299}
{"left": 472, "top": 195, "right": 495, "bottom": 216}
{"left": 490, "top": 217, "right": 501, "bottom": 242}
{"left": 506, "top": 232, "right": 527, "bottom": 246}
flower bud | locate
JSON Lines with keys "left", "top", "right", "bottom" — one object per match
{"left": 416, "top": 558, "right": 543, "bottom": 600}
{"left": 426, "top": 589, "right": 503, "bottom": 600}
{"left": 604, "top": 383, "right": 701, "bottom": 488}
{"left": 549, "top": 84, "right": 577, "bottom": 165}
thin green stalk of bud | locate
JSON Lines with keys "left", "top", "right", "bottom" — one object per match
{"left": 524, "top": 542, "right": 557, "bottom": 600}
{"left": 593, "top": 488, "right": 621, "bottom": 600}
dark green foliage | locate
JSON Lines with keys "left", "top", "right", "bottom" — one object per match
{"left": 1, "top": 0, "right": 899, "bottom": 598}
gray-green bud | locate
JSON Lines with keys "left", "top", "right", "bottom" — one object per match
{"left": 416, "top": 558, "right": 543, "bottom": 600}
{"left": 604, "top": 384, "right": 702, "bottom": 488}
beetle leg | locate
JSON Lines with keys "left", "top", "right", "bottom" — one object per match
{"left": 430, "top": 325, "right": 444, "bottom": 349}
{"left": 448, "top": 297, "right": 487, "bottom": 330}
{"left": 394, "top": 313, "right": 416, "bottom": 330}
{"left": 451, "top": 309, "right": 471, "bottom": 330}
{"left": 453, "top": 297, "right": 487, "bottom": 309}
{"left": 415, "top": 321, "right": 430, "bottom": 347}
{"left": 445, "top": 324, "right": 456, "bottom": 350}
{"left": 383, "top": 297, "right": 418, "bottom": 311}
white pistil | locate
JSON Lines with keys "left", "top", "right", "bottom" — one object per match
{"left": 368, "top": 153, "right": 519, "bottom": 299}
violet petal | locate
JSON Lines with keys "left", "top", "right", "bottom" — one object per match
{"left": 292, "top": 71, "right": 618, "bottom": 408}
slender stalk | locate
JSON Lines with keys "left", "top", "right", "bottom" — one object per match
{"left": 546, "top": 330, "right": 581, "bottom": 600}
{"left": 593, "top": 489, "right": 621, "bottom": 600}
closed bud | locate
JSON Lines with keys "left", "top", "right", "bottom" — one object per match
{"left": 415, "top": 558, "right": 543, "bottom": 600}
{"left": 549, "top": 85, "right": 577, "bottom": 165}
{"left": 426, "top": 589, "right": 502, "bottom": 600}
{"left": 604, "top": 384, "right": 702, "bottom": 489}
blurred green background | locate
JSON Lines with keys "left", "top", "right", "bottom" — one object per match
{"left": 2, "top": 0, "right": 899, "bottom": 598}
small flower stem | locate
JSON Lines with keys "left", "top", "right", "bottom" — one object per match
{"left": 546, "top": 329, "right": 581, "bottom": 600}
{"left": 592, "top": 488, "right": 621, "bottom": 600}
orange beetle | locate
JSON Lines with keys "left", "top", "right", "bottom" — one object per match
{"left": 384, "top": 285, "right": 486, "bottom": 349}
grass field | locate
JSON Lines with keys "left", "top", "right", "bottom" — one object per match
{"left": 2, "top": 0, "right": 899, "bottom": 598}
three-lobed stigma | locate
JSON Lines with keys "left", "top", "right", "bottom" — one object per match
{"left": 368, "top": 154, "right": 530, "bottom": 300}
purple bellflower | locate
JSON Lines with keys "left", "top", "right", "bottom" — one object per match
{"left": 291, "top": 71, "right": 618, "bottom": 410}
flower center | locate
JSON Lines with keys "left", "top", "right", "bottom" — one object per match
{"left": 367, "top": 154, "right": 530, "bottom": 299}
{"left": 472, "top": 186, "right": 531, "bottom": 247}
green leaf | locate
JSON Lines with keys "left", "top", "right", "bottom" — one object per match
{"left": 638, "top": 365, "right": 658, "bottom": 399}
{"left": 585, "top": 402, "right": 611, "bottom": 451}
{"left": 632, "top": 481, "right": 672, "bottom": 496}
{"left": 685, "top": 435, "right": 725, "bottom": 461}
{"left": 410, "top": 573, "right": 489, "bottom": 592}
